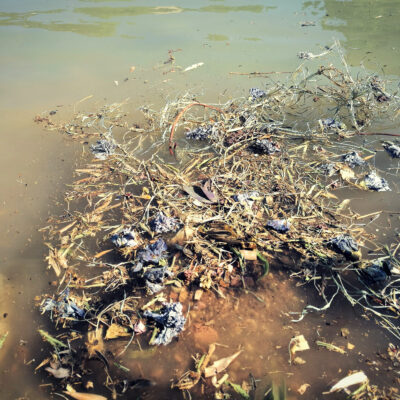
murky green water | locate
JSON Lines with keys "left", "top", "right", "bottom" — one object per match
{"left": 0, "top": 1, "right": 399, "bottom": 399}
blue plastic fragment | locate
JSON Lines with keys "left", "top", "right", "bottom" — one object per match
{"left": 329, "top": 234, "right": 358, "bottom": 255}
{"left": 149, "top": 212, "right": 180, "bottom": 233}
{"left": 90, "top": 139, "right": 116, "bottom": 160}
{"left": 144, "top": 302, "right": 186, "bottom": 345}
{"left": 266, "top": 219, "right": 291, "bottom": 233}
{"left": 42, "top": 289, "right": 85, "bottom": 320}
{"left": 250, "top": 88, "right": 266, "bottom": 100}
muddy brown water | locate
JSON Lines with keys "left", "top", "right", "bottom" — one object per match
{"left": 0, "top": 1, "right": 399, "bottom": 399}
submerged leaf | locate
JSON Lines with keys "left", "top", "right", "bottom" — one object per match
{"left": 0, "top": 332, "right": 8, "bottom": 350}
{"left": 329, "top": 371, "right": 368, "bottom": 393}
{"left": 204, "top": 350, "right": 242, "bottom": 378}
{"left": 227, "top": 381, "right": 250, "bottom": 399}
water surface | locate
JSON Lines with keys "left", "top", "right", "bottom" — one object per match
{"left": 0, "top": 1, "right": 399, "bottom": 398}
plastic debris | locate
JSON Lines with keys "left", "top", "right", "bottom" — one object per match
{"left": 144, "top": 302, "right": 186, "bottom": 345}
{"left": 297, "top": 52, "right": 313, "bottom": 60}
{"left": 186, "top": 125, "right": 214, "bottom": 140}
{"left": 133, "top": 320, "right": 147, "bottom": 335}
{"left": 319, "top": 118, "right": 346, "bottom": 131}
{"left": 183, "top": 62, "right": 204, "bottom": 72}
{"left": 249, "top": 88, "right": 266, "bottom": 100}
{"left": 143, "top": 265, "right": 173, "bottom": 294}
{"left": 251, "top": 139, "right": 280, "bottom": 154}
{"left": 341, "top": 151, "right": 366, "bottom": 168}
{"left": 232, "top": 191, "right": 260, "bottom": 206}
{"left": 267, "top": 219, "right": 291, "bottom": 233}
{"left": 133, "top": 238, "right": 168, "bottom": 272}
{"left": 42, "top": 290, "right": 85, "bottom": 320}
{"left": 45, "top": 365, "right": 70, "bottom": 379}
{"left": 319, "top": 163, "right": 336, "bottom": 176}
{"left": 110, "top": 228, "right": 138, "bottom": 248}
{"left": 382, "top": 141, "right": 400, "bottom": 158}
{"left": 90, "top": 139, "right": 116, "bottom": 160}
{"left": 329, "top": 234, "right": 359, "bottom": 258}
{"left": 364, "top": 171, "right": 391, "bottom": 191}
{"left": 360, "top": 259, "right": 392, "bottom": 285}
{"left": 149, "top": 212, "right": 180, "bottom": 233}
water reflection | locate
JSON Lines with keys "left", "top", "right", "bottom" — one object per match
{"left": 304, "top": 0, "right": 400, "bottom": 75}
{"left": 0, "top": 3, "right": 271, "bottom": 37}
{"left": 0, "top": 11, "right": 116, "bottom": 36}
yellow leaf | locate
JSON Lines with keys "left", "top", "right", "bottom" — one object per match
{"left": 297, "top": 383, "right": 310, "bottom": 395}
{"left": 105, "top": 324, "right": 130, "bottom": 340}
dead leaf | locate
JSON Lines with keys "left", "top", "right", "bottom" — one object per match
{"left": 105, "top": 324, "right": 130, "bottom": 340}
{"left": 341, "top": 327, "right": 350, "bottom": 338}
{"left": 293, "top": 356, "right": 306, "bottom": 365}
{"left": 337, "top": 199, "right": 351, "bottom": 211}
{"left": 339, "top": 166, "right": 355, "bottom": 181}
{"left": 45, "top": 366, "right": 70, "bottom": 379}
{"left": 297, "top": 383, "right": 310, "bottom": 395}
{"left": 239, "top": 249, "right": 258, "bottom": 261}
{"left": 86, "top": 327, "right": 104, "bottom": 358}
{"left": 328, "top": 371, "right": 368, "bottom": 393}
{"left": 289, "top": 335, "right": 310, "bottom": 362}
{"left": 94, "top": 249, "right": 114, "bottom": 259}
{"left": 204, "top": 350, "right": 242, "bottom": 378}
{"left": 65, "top": 390, "right": 107, "bottom": 400}
{"left": 168, "top": 226, "right": 194, "bottom": 246}
{"left": 347, "top": 343, "right": 355, "bottom": 350}
{"left": 46, "top": 247, "right": 69, "bottom": 277}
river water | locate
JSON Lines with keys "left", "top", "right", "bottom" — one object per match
{"left": 0, "top": 1, "right": 399, "bottom": 399}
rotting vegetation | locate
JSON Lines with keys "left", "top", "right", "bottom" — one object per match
{"left": 34, "top": 47, "right": 400, "bottom": 399}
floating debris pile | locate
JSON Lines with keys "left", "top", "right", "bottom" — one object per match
{"left": 34, "top": 49, "right": 400, "bottom": 399}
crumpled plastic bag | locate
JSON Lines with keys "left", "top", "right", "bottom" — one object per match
{"left": 186, "top": 123, "right": 220, "bottom": 141}
{"left": 232, "top": 191, "right": 260, "bottom": 206}
{"left": 320, "top": 118, "right": 346, "bottom": 131}
{"left": 329, "top": 234, "right": 358, "bottom": 256}
{"left": 249, "top": 87, "right": 266, "bottom": 100}
{"left": 111, "top": 228, "right": 138, "bottom": 248}
{"left": 319, "top": 163, "right": 336, "bottom": 176}
{"left": 267, "top": 219, "right": 291, "bottom": 233}
{"left": 251, "top": 139, "right": 280, "bottom": 155}
{"left": 382, "top": 141, "right": 400, "bottom": 158}
{"left": 364, "top": 171, "right": 391, "bottom": 192}
{"left": 341, "top": 151, "right": 366, "bottom": 168}
{"left": 360, "top": 259, "right": 392, "bottom": 285}
{"left": 143, "top": 266, "right": 173, "bottom": 294}
{"left": 42, "top": 289, "right": 85, "bottom": 320}
{"left": 144, "top": 302, "right": 186, "bottom": 345}
{"left": 90, "top": 139, "right": 116, "bottom": 160}
{"left": 133, "top": 238, "right": 168, "bottom": 272}
{"left": 149, "top": 212, "right": 181, "bottom": 233}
